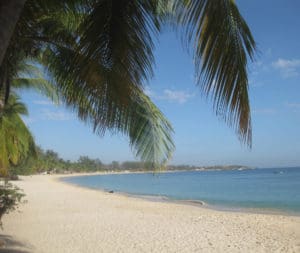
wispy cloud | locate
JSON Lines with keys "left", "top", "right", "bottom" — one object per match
{"left": 265, "top": 48, "right": 272, "bottom": 57}
{"left": 272, "top": 58, "right": 300, "bottom": 78}
{"left": 285, "top": 102, "right": 300, "bottom": 113}
{"left": 33, "top": 100, "right": 54, "bottom": 105}
{"left": 146, "top": 88, "right": 195, "bottom": 104}
{"left": 285, "top": 102, "right": 300, "bottom": 109}
{"left": 252, "top": 108, "right": 277, "bottom": 115}
{"left": 248, "top": 60, "right": 270, "bottom": 88}
{"left": 248, "top": 79, "right": 265, "bottom": 88}
{"left": 21, "top": 116, "right": 36, "bottom": 125}
{"left": 144, "top": 86, "right": 154, "bottom": 97}
{"left": 40, "top": 109, "right": 74, "bottom": 121}
{"left": 162, "top": 89, "right": 194, "bottom": 104}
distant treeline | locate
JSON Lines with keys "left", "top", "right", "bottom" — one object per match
{"left": 11, "top": 147, "right": 249, "bottom": 176}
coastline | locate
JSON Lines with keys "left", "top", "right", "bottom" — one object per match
{"left": 2, "top": 174, "right": 300, "bottom": 252}
{"left": 53, "top": 166, "right": 252, "bottom": 178}
{"left": 59, "top": 172, "right": 300, "bottom": 217}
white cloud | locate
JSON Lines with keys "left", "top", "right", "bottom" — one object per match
{"left": 252, "top": 108, "right": 277, "bottom": 115}
{"left": 265, "top": 48, "right": 272, "bottom": 57}
{"left": 285, "top": 102, "right": 300, "bottom": 109}
{"left": 285, "top": 103, "right": 300, "bottom": 113}
{"left": 144, "top": 86, "right": 153, "bottom": 97}
{"left": 272, "top": 58, "right": 300, "bottom": 78}
{"left": 251, "top": 59, "right": 271, "bottom": 73}
{"left": 21, "top": 116, "right": 36, "bottom": 125}
{"left": 40, "top": 109, "right": 74, "bottom": 121}
{"left": 249, "top": 79, "right": 265, "bottom": 88}
{"left": 162, "top": 89, "right": 194, "bottom": 104}
{"left": 33, "top": 100, "right": 54, "bottom": 105}
{"left": 254, "top": 61, "right": 263, "bottom": 67}
{"left": 146, "top": 88, "right": 195, "bottom": 104}
{"left": 248, "top": 61, "right": 270, "bottom": 86}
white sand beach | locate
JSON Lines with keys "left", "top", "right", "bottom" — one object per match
{"left": 1, "top": 175, "right": 300, "bottom": 253}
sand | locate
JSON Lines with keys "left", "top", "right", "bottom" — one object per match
{"left": 1, "top": 175, "right": 300, "bottom": 253}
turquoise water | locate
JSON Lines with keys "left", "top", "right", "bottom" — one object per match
{"left": 62, "top": 167, "right": 300, "bottom": 214}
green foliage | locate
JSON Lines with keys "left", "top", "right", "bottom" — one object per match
{"left": 1, "top": 0, "right": 176, "bottom": 169}
{"left": 173, "top": 0, "right": 256, "bottom": 145}
{"left": 0, "top": 0, "right": 256, "bottom": 169}
{"left": 77, "top": 156, "right": 103, "bottom": 171}
{"left": 0, "top": 94, "right": 36, "bottom": 176}
{"left": 13, "top": 147, "right": 249, "bottom": 175}
{"left": 111, "top": 161, "right": 119, "bottom": 170}
{"left": 13, "top": 147, "right": 104, "bottom": 174}
{"left": 0, "top": 181, "right": 25, "bottom": 228}
{"left": 120, "top": 161, "right": 148, "bottom": 171}
{"left": 13, "top": 146, "right": 156, "bottom": 174}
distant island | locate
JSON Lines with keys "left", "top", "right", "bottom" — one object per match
{"left": 10, "top": 147, "right": 250, "bottom": 177}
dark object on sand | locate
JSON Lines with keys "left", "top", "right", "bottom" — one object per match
{"left": 9, "top": 175, "right": 19, "bottom": 181}
{"left": 108, "top": 190, "right": 114, "bottom": 193}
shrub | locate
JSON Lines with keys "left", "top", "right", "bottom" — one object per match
{"left": 0, "top": 181, "right": 25, "bottom": 228}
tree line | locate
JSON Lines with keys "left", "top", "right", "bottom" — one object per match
{"left": 9, "top": 147, "right": 248, "bottom": 176}
{"left": 10, "top": 147, "right": 154, "bottom": 175}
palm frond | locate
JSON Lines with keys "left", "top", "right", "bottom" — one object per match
{"left": 0, "top": 0, "right": 175, "bottom": 168}
{"left": 12, "top": 78, "right": 59, "bottom": 104}
{"left": 40, "top": 44, "right": 174, "bottom": 168}
{"left": 128, "top": 91, "right": 175, "bottom": 169}
{"left": 78, "top": 0, "right": 161, "bottom": 87}
{"left": 174, "top": 0, "right": 256, "bottom": 146}
{"left": 2, "top": 93, "right": 28, "bottom": 116}
{"left": 0, "top": 94, "right": 35, "bottom": 174}
{"left": 15, "top": 61, "right": 43, "bottom": 78}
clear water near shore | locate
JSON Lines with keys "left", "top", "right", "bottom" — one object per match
{"left": 62, "top": 167, "right": 300, "bottom": 214}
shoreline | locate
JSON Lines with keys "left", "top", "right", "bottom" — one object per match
{"left": 2, "top": 175, "right": 300, "bottom": 252}
{"left": 37, "top": 167, "right": 251, "bottom": 178}
{"left": 58, "top": 172, "right": 300, "bottom": 217}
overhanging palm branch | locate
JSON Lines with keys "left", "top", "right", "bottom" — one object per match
{"left": 41, "top": 44, "right": 175, "bottom": 168}
{"left": 12, "top": 77, "right": 59, "bottom": 104}
{"left": 21, "top": 0, "right": 175, "bottom": 168}
{"left": 9, "top": 61, "right": 59, "bottom": 103}
{"left": 78, "top": 0, "right": 161, "bottom": 83}
{"left": 173, "top": 0, "right": 256, "bottom": 146}
{"left": 128, "top": 91, "right": 174, "bottom": 168}
{"left": 0, "top": 0, "right": 256, "bottom": 169}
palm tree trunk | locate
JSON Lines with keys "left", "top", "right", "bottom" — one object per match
{"left": 0, "top": 0, "right": 26, "bottom": 67}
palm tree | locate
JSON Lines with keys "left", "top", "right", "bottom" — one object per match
{"left": 0, "top": 58, "right": 58, "bottom": 174}
{"left": 0, "top": 94, "right": 35, "bottom": 176}
{"left": 0, "top": 0, "right": 176, "bottom": 168}
{"left": 0, "top": 0, "right": 256, "bottom": 168}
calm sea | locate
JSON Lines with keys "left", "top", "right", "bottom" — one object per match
{"left": 62, "top": 167, "right": 300, "bottom": 214}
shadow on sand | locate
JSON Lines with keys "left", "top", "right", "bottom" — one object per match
{"left": 0, "top": 234, "right": 32, "bottom": 253}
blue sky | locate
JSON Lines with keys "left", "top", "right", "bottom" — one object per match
{"left": 20, "top": 0, "right": 300, "bottom": 168}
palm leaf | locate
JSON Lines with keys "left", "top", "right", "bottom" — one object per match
{"left": 1, "top": 93, "right": 28, "bottom": 116}
{"left": 128, "top": 91, "right": 174, "bottom": 168}
{"left": 40, "top": 44, "right": 175, "bottom": 168}
{"left": 0, "top": 94, "right": 36, "bottom": 175}
{"left": 174, "top": 0, "right": 256, "bottom": 146}
{"left": 78, "top": 0, "right": 161, "bottom": 87}
{"left": 12, "top": 78, "right": 59, "bottom": 104}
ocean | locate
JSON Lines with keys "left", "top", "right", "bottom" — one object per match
{"left": 61, "top": 167, "right": 300, "bottom": 214}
